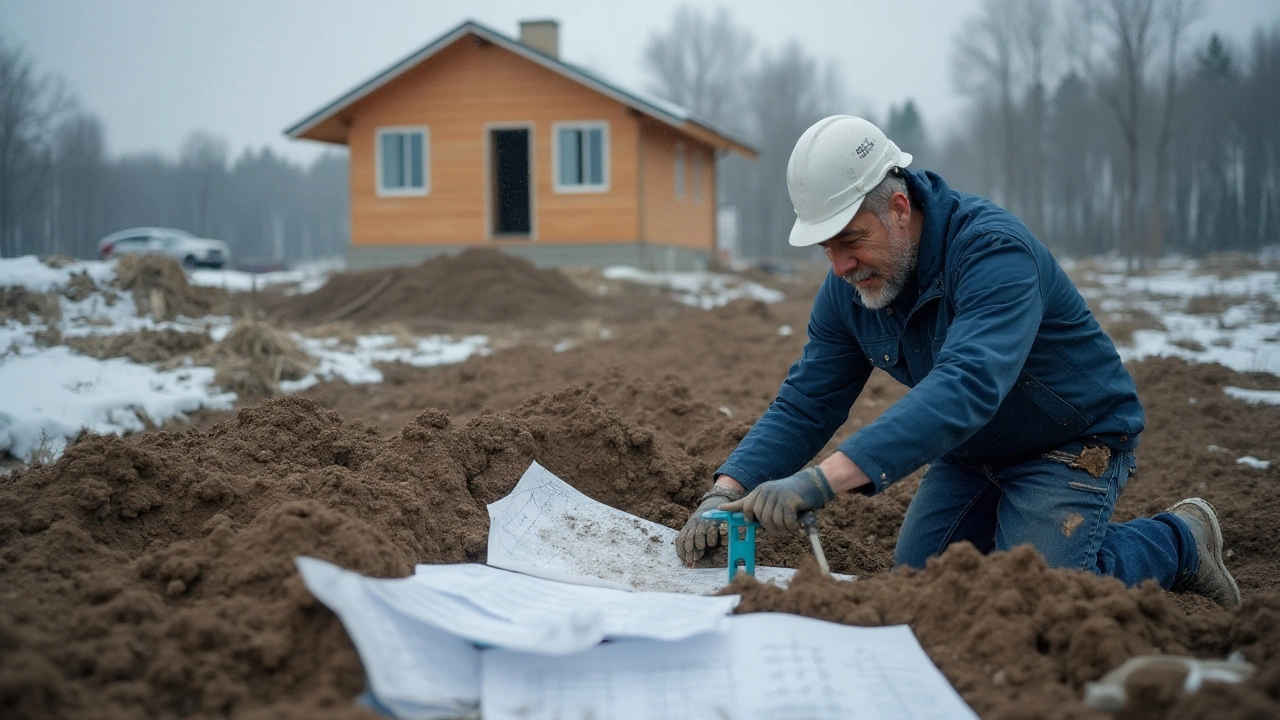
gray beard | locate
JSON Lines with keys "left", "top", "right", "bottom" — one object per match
{"left": 843, "top": 227, "right": 918, "bottom": 310}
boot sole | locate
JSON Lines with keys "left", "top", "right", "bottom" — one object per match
{"left": 1173, "top": 497, "right": 1242, "bottom": 607}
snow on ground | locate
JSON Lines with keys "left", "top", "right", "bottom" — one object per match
{"left": 187, "top": 257, "right": 344, "bottom": 295}
{"left": 3, "top": 254, "right": 1278, "bottom": 466}
{"left": 1075, "top": 262, "right": 1280, "bottom": 375}
{"left": 0, "top": 256, "right": 489, "bottom": 463}
{"left": 602, "top": 266, "right": 785, "bottom": 308}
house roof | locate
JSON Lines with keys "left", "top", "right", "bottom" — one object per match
{"left": 284, "top": 20, "right": 758, "bottom": 158}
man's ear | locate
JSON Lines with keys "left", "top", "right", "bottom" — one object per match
{"left": 891, "top": 191, "right": 912, "bottom": 228}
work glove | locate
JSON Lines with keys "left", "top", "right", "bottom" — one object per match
{"left": 719, "top": 466, "right": 835, "bottom": 534}
{"left": 675, "top": 485, "right": 745, "bottom": 567}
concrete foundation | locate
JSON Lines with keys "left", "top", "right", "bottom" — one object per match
{"left": 346, "top": 242, "right": 712, "bottom": 272}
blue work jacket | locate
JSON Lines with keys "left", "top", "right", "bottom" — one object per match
{"left": 717, "top": 169, "right": 1144, "bottom": 494}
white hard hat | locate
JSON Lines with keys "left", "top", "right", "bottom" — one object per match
{"left": 786, "top": 115, "right": 913, "bottom": 247}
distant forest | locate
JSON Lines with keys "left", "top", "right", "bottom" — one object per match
{"left": 645, "top": 0, "right": 1279, "bottom": 264}
{"left": 2, "top": 0, "right": 1277, "bottom": 265}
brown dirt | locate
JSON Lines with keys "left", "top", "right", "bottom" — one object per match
{"left": 265, "top": 248, "right": 596, "bottom": 329}
{"left": 4, "top": 259, "right": 1280, "bottom": 719}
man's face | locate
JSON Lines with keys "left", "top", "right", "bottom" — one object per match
{"left": 820, "top": 206, "right": 918, "bottom": 310}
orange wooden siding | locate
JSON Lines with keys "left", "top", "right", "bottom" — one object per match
{"left": 640, "top": 118, "right": 716, "bottom": 250}
{"left": 346, "top": 38, "right": 642, "bottom": 247}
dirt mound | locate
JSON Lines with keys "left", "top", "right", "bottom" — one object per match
{"left": 0, "top": 387, "right": 719, "bottom": 718}
{"left": 271, "top": 248, "right": 593, "bottom": 328}
{"left": 112, "top": 254, "right": 225, "bottom": 320}
{"left": 64, "top": 328, "right": 212, "bottom": 363}
{"left": 731, "top": 545, "right": 1279, "bottom": 719}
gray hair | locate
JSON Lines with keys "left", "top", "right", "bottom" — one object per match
{"left": 860, "top": 169, "right": 908, "bottom": 225}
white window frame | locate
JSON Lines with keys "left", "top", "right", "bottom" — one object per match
{"left": 674, "top": 142, "right": 686, "bottom": 200}
{"left": 375, "top": 126, "right": 429, "bottom": 197}
{"left": 552, "top": 121, "right": 610, "bottom": 193}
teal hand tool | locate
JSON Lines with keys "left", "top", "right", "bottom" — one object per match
{"left": 699, "top": 510, "right": 759, "bottom": 582}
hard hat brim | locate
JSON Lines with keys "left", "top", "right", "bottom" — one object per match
{"left": 788, "top": 196, "right": 864, "bottom": 248}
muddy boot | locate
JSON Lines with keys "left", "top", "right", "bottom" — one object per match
{"left": 1167, "top": 498, "right": 1241, "bottom": 609}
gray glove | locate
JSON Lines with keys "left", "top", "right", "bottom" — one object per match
{"left": 719, "top": 466, "right": 835, "bottom": 533}
{"left": 675, "top": 485, "right": 745, "bottom": 567}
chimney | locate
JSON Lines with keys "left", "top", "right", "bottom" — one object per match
{"left": 519, "top": 19, "right": 559, "bottom": 58}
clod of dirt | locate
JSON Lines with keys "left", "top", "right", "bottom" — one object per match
{"left": 271, "top": 247, "right": 593, "bottom": 328}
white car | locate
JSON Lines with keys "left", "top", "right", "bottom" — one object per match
{"left": 98, "top": 227, "right": 230, "bottom": 269}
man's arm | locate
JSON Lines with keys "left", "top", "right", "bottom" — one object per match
{"left": 718, "top": 452, "right": 870, "bottom": 495}
{"left": 714, "top": 273, "right": 873, "bottom": 491}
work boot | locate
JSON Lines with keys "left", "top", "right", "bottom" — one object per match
{"left": 1167, "top": 498, "right": 1241, "bottom": 609}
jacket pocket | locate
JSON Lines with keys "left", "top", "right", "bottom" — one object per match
{"left": 1015, "top": 371, "right": 1087, "bottom": 427}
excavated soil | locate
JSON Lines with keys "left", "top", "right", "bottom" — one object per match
{"left": 3, "top": 260, "right": 1280, "bottom": 719}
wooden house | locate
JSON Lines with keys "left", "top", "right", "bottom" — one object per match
{"left": 285, "top": 19, "right": 757, "bottom": 271}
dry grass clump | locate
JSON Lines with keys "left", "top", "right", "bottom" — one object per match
{"left": 112, "top": 254, "right": 222, "bottom": 320}
{"left": 1100, "top": 308, "right": 1166, "bottom": 346}
{"left": 0, "top": 286, "right": 62, "bottom": 326}
{"left": 1200, "top": 251, "right": 1271, "bottom": 278}
{"left": 203, "top": 317, "right": 315, "bottom": 402}
{"left": 66, "top": 328, "right": 213, "bottom": 363}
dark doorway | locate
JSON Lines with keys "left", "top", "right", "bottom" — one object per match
{"left": 490, "top": 129, "right": 531, "bottom": 236}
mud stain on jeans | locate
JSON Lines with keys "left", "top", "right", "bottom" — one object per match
{"left": 1062, "top": 513, "right": 1085, "bottom": 537}
{"left": 1044, "top": 445, "right": 1112, "bottom": 478}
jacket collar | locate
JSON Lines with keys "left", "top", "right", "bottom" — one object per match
{"left": 846, "top": 169, "right": 956, "bottom": 313}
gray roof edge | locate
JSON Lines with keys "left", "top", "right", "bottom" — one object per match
{"left": 283, "top": 19, "right": 757, "bottom": 154}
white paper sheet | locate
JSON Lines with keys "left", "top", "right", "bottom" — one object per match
{"left": 411, "top": 563, "right": 738, "bottom": 643}
{"left": 294, "top": 557, "right": 481, "bottom": 720}
{"left": 482, "top": 613, "right": 979, "bottom": 720}
{"left": 300, "top": 556, "right": 737, "bottom": 657}
{"left": 486, "top": 461, "right": 841, "bottom": 594}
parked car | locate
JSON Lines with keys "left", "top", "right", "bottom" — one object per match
{"left": 97, "top": 227, "right": 230, "bottom": 269}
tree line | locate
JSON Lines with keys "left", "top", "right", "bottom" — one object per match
{"left": 3, "top": 3, "right": 1276, "bottom": 266}
{"left": 0, "top": 37, "right": 347, "bottom": 265}
{"left": 643, "top": 1, "right": 1280, "bottom": 262}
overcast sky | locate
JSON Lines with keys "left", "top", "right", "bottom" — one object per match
{"left": 3, "top": 0, "right": 1277, "bottom": 166}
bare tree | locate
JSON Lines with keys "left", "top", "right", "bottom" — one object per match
{"left": 179, "top": 130, "right": 229, "bottom": 238}
{"left": 1147, "top": 0, "right": 1204, "bottom": 259}
{"left": 952, "top": 0, "right": 1020, "bottom": 206}
{"left": 739, "top": 41, "right": 847, "bottom": 259}
{"left": 0, "top": 36, "right": 70, "bottom": 256}
{"left": 50, "top": 112, "right": 107, "bottom": 257}
{"left": 641, "top": 4, "right": 755, "bottom": 131}
{"left": 1082, "top": 0, "right": 1161, "bottom": 266}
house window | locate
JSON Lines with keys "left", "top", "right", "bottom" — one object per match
{"left": 693, "top": 148, "right": 703, "bottom": 204}
{"left": 553, "top": 122, "right": 608, "bottom": 192}
{"left": 376, "top": 126, "right": 428, "bottom": 196}
{"left": 675, "top": 143, "right": 685, "bottom": 200}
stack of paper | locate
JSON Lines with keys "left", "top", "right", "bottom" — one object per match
{"left": 294, "top": 462, "right": 977, "bottom": 719}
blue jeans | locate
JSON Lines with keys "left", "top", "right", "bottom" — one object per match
{"left": 894, "top": 442, "right": 1199, "bottom": 589}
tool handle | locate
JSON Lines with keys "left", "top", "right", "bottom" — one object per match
{"left": 800, "top": 511, "right": 820, "bottom": 533}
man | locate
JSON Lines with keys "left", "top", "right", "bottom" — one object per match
{"left": 676, "top": 115, "right": 1240, "bottom": 608}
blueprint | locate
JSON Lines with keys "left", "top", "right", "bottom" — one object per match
{"left": 483, "top": 613, "right": 980, "bottom": 720}
{"left": 486, "top": 461, "right": 846, "bottom": 594}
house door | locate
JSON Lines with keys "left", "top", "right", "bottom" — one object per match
{"left": 490, "top": 128, "right": 531, "bottom": 236}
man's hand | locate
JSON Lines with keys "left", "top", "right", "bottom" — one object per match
{"left": 718, "top": 466, "right": 836, "bottom": 533}
{"left": 675, "top": 485, "right": 745, "bottom": 566}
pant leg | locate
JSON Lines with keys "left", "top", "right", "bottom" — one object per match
{"left": 993, "top": 446, "right": 1195, "bottom": 588}
{"left": 894, "top": 456, "right": 1002, "bottom": 569}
